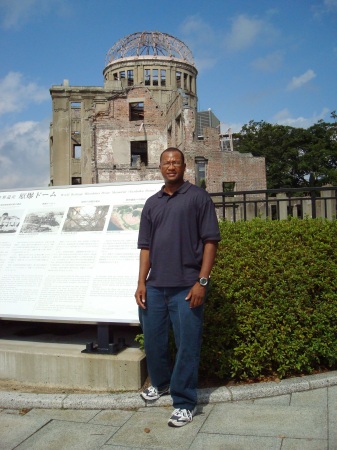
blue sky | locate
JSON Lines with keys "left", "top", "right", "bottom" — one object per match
{"left": 0, "top": 0, "right": 336, "bottom": 190}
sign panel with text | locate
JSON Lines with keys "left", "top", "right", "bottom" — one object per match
{"left": 0, "top": 181, "right": 163, "bottom": 324}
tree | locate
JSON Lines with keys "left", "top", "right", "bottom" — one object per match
{"left": 301, "top": 117, "right": 337, "bottom": 186}
{"left": 235, "top": 113, "right": 337, "bottom": 189}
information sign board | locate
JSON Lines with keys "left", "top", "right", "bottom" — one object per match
{"left": 0, "top": 181, "right": 163, "bottom": 324}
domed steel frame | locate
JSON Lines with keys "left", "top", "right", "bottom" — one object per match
{"left": 105, "top": 31, "right": 194, "bottom": 66}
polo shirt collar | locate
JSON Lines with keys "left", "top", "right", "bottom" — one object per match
{"left": 158, "top": 180, "right": 191, "bottom": 197}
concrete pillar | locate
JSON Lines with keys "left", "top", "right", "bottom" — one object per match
{"left": 52, "top": 97, "right": 71, "bottom": 185}
{"left": 321, "top": 189, "right": 336, "bottom": 220}
{"left": 276, "top": 193, "right": 288, "bottom": 220}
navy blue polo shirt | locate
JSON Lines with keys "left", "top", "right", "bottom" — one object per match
{"left": 137, "top": 181, "right": 221, "bottom": 287}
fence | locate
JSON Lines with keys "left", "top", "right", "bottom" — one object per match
{"left": 210, "top": 186, "right": 337, "bottom": 221}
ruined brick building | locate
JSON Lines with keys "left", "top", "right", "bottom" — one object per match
{"left": 49, "top": 31, "right": 266, "bottom": 193}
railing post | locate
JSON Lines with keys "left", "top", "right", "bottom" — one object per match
{"left": 321, "top": 189, "right": 336, "bottom": 219}
{"left": 276, "top": 193, "right": 288, "bottom": 220}
{"left": 310, "top": 190, "right": 317, "bottom": 219}
{"left": 265, "top": 192, "right": 269, "bottom": 219}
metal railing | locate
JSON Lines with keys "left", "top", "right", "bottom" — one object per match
{"left": 209, "top": 186, "right": 337, "bottom": 221}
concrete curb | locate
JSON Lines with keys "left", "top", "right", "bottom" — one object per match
{"left": 1, "top": 371, "right": 337, "bottom": 410}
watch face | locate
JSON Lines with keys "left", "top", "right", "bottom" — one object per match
{"left": 199, "top": 277, "right": 208, "bottom": 286}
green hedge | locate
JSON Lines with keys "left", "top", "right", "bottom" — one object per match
{"left": 201, "top": 218, "right": 337, "bottom": 381}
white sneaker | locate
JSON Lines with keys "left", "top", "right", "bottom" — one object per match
{"left": 140, "top": 385, "right": 170, "bottom": 401}
{"left": 168, "top": 407, "right": 197, "bottom": 427}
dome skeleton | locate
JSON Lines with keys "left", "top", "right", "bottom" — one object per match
{"left": 105, "top": 31, "right": 194, "bottom": 66}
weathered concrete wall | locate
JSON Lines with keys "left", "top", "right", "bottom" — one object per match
{"left": 0, "top": 340, "right": 147, "bottom": 391}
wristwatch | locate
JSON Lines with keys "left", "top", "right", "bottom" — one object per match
{"left": 198, "top": 277, "right": 209, "bottom": 286}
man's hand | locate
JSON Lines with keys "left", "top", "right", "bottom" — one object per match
{"left": 135, "top": 249, "right": 150, "bottom": 310}
{"left": 135, "top": 282, "right": 147, "bottom": 309}
{"left": 185, "top": 282, "right": 206, "bottom": 308}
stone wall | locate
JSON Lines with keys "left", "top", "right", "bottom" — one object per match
{"left": 50, "top": 85, "right": 267, "bottom": 192}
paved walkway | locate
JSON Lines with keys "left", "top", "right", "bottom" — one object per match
{"left": 0, "top": 371, "right": 336, "bottom": 449}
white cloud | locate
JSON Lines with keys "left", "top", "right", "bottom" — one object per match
{"left": 179, "top": 15, "right": 218, "bottom": 70}
{"left": 194, "top": 56, "right": 217, "bottom": 71}
{"left": 225, "top": 15, "right": 262, "bottom": 51}
{"left": 223, "top": 14, "right": 277, "bottom": 52}
{"left": 286, "top": 69, "right": 317, "bottom": 91}
{"left": 323, "top": 0, "right": 337, "bottom": 13}
{"left": 0, "top": 72, "right": 49, "bottom": 116}
{"left": 312, "top": 1, "right": 337, "bottom": 20}
{"left": 272, "top": 107, "right": 330, "bottom": 128}
{"left": 0, "top": 0, "right": 71, "bottom": 29}
{"left": 0, "top": 119, "right": 50, "bottom": 189}
{"left": 220, "top": 122, "right": 243, "bottom": 134}
{"left": 180, "top": 15, "right": 216, "bottom": 46}
{"left": 324, "top": 0, "right": 337, "bottom": 11}
{"left": 252, "top": 51, "right": 284, "bottom": 72}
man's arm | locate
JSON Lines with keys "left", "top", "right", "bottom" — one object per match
{"left": 134, "top": 248, "right": 151, "bottom": 309}
{"left": 186, "top": 240, "right": 218, "bottom": 308}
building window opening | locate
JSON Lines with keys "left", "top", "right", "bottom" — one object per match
{"left": 184, "top": 73, "right": 188, "bottom": 90}
{"left": 72, "top": 177, "right": 82, "bottom": 185}
{"left": 223, "top": 182, "right": 235, "bottom": 192}
{"left": 145, "top": 69, "right": 151, "bottom": 86}
{"left": 161, "top": 70, "right": 166, "bottom": 86}
{"left": 73, "top": 145, "right": 82, "bottom": 159}
{"left": 152, "top": 69, "right": 158, "bottom": 86}
{"left": 129, "top": 102, "right": 144, "bottom": 121}
{"left": 131, "top": 141, "right": 148, "bottom": 167}
{"left": 176, "top": 71, "right": 181, "bottom": 88}
{"left": 195, "top": 157, "right": 207, "bottom": 188}
{"left": 271, "top": 204, "right": 278, "bottom": 220}
{"left": 119, "top": 71, "right": 126, "bottom": 79}
{"left": 127, "top": 70, "right": 134, "bottom": 86}
{"left": 113, "top": 72, "right": 118, "bottom": 80}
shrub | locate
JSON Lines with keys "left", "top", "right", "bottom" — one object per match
{"left": 201, "top": 218, "right": 337, "bottom": 381}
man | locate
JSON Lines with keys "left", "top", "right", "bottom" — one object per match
{"left": 135, "top": 147, "right": 221, "bottom": 427}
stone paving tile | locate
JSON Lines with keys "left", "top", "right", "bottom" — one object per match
{"left": 190, "top": 433, "right": 282, "bottom": 449}
{"left": 329, "top": 432, "right": 337, "bottom": 449}
{"left": 328, "top": 385, "right": 337, "bottom": 447}
{"left": 105, "top": 405, "right": 212, "bottom": 449}
{"left": 88, "top": 409, "right": 135, "bottom": 426}
{"left": 0, "top": 414, "right": 49, "bottom": 450}
{"left": 26, "top": 408, "right": 101, "bottom": 423}
{"left": 14, "top": 420, "right": 118, "bottom": 450}
{"left": 253, "top": 394, "right": 291, "bottom": 406}
{"left": 328, "top": 386, "right": 337, "bottom": 428}
{"left": 200, "top": 403, "right": 327, "bottom": 440}
{"left": 282, "top": 437, "right": 328, "bottom": 450}
{"left": 291, "top": 387, "right": 327, "bottom": 407}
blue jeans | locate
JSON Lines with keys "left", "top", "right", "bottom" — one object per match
{"left": 139, "top": 286, "right": 205, "bottom": 410}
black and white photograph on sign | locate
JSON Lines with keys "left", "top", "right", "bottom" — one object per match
{"left": 62, "top": 205, "right": 110, "bottom": 232}
{"left": 20, "top": 210, "right": 65, "bottom": 234}
{"left": 108, "top": 204, "right": 143, "bottom": 231}
{"left": 0, "top": 210, "right": 22, "bottom": 233}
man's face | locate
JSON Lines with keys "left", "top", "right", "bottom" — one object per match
{"left": 159, "top": 151, "right": 186, "bottom": 184}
